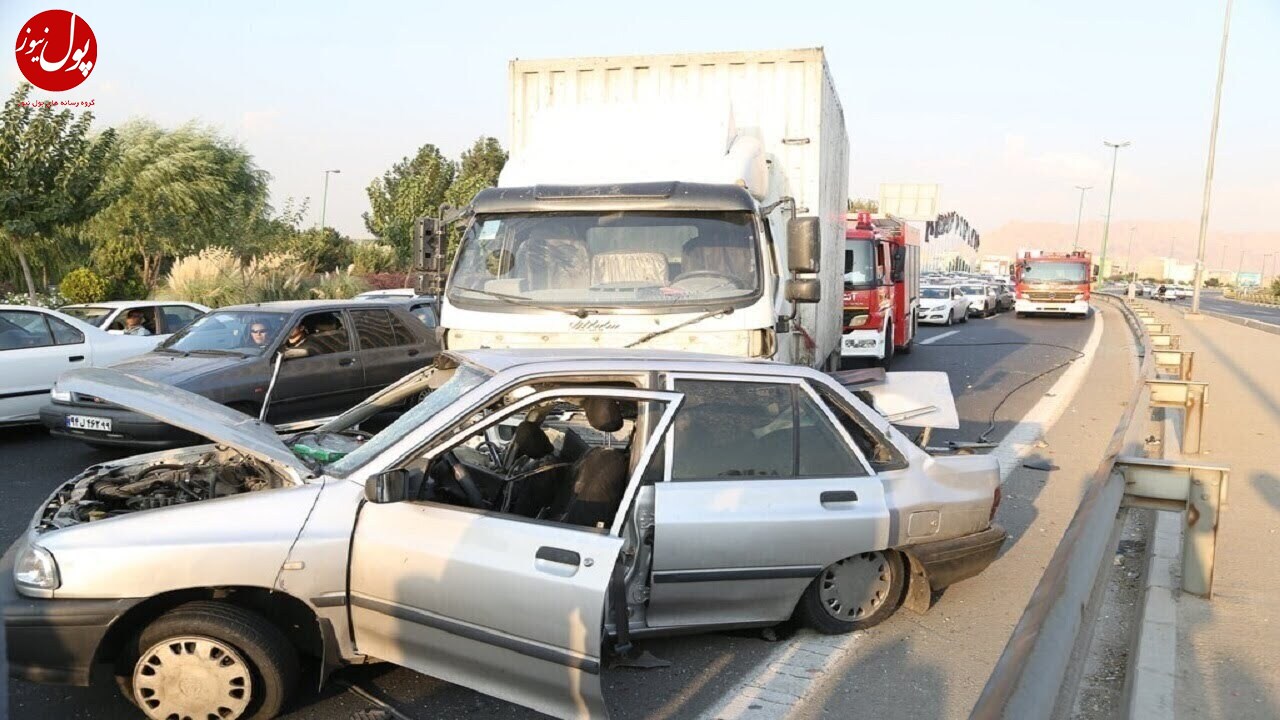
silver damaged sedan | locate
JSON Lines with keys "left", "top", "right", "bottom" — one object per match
{"left": 4, "top": 349, "right": 1006, "bottom": 719}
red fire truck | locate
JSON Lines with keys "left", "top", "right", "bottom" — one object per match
{"left": 840, "top": 212, "right": 920, "bottom": 368}
{"left": 1013, "top": 249, "right": 1093, "bottom": 318}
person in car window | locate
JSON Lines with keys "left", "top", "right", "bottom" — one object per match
{"left": 247, "top": 322, "right": 272, "bottom": 349}
{"left": 122, "top": 310, "right": 152, "bottom": 336}
{"left": 283, "top": 323, "right": 312, "bottom": 355}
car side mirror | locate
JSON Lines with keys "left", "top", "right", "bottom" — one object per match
{"left": 786, "top": 278, "right": 821, "bottom": 303}
{"left": 280, "top": 348, "right": 309, "bottom": 360}
{"left": 365, "top": 469, "right": 409, "bottom": 504}
{"left": 787, "top": 216, "right": 822, "bottom": 273}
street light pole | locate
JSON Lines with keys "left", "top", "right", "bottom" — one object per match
{"left": 319, "top": 169, "right": 342, "bottom": 229}
{"left": 1072, "top": 185, "right": 1092, "bottom": 251}
{"left": 1235, "top": 249, "right": 1246, "bottom": 286}
{"left": 1100, "top": 140, "right": 1130, "bottom": 281}
{"left": 1191, "top": 0, "right": 1234, "bottom": 314}
{"left": 1126, "top": 226, "right": 1137, "bottom": 282}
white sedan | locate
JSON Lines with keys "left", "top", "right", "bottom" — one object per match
{"left": 918, "top": 285, "right": 971, "bottom": 325}
{"left": 58, "top": 300, "right": 208, "bottom": 339}
{"left": 0, "top": 306, "right": 160, "bottom": 426}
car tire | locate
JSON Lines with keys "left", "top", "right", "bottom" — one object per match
{"left": 124, "top": 601, "right": 299, "bottom": 720}
{"left": 944, "top": 310, "right": 953, "bottom": 327}
{"left": 795, "top": 550, "right": 905, "bottom": 634}
{"left": 1015, "top": 312, "right": 1026, "bottom": 319}
{"left": 960, "top": 310, "right": 968, "bottom": 323}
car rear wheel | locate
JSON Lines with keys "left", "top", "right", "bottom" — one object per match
{"left": 795, "top": 550, "right": 905, "bottom": 634}
{"left": 125, "top": 601, "right": 298, "bottom": 720}
{"left": 959, "top": 309, "right": 968, "bottom": 323}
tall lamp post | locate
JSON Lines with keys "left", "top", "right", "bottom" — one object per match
{"left": 1235, "top": 249, "right": 1247, "bottom": 287}
{"left": 1099, "top": 140, "right": 1130, "bottom": 282}
{"left": 1126, "top": 226, "right": 1138, "bottom": 282}
{"left": 1072, "top": 185, "right": 1092, "bottom": 251}
{"left": 1191, "top": 0, "right": 1234, "bottom": 314}
{"left": 319, "top": 169, "right": 341, "bottom": 229}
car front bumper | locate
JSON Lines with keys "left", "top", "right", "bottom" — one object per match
{"left": 1015, "top": 299, "right": 1089, "bottom": 315}
{"left": 40, "top": 401, "right": 202, "bottom": 449}
{"left": 840, "top": 328, "right": 884, "bottom": 358}
{"left": 917, "top": 306, "right": 952, "bottom": 324}
{"left": 2, "top": 544, "right": 142, "bottom": 686}
{"left": 907, "top": 524, "right": 1007, "bottom": 590}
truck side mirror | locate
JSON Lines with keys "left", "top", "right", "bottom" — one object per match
{"left": 890, "top": 245, "right": 906, "bottom": 283}
{"left": 786, "top": 278, "right": 821, "bottom": 303}
{"left": 365, "top": 468, "right": 409, "bottom": 504}
{"left": 787, "top": 216, "right": 822, "bottom": 273}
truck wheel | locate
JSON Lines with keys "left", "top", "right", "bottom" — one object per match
{"left": 794, "top": 550, "right": 905, "bottom": 634}
{"left": 877, "top": 323, "right": 894, "bottom": 369}
{"left": 125, "top": 601, "right": 299, "bottom": 720}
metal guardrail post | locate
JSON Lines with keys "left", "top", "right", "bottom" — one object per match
{"left": 1146, "top": 379, "right": 1208, "bottom": 453}
{"left": 1116, "top": 457, "right": 1229, "bottom": 597}
{"left": 1152, "top": 350, "right": 1194, "bottom": 381}
{"left": 1149, "top": 333, "right": 1180, "bottom": 349}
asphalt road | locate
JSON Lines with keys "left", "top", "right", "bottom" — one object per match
{"left": 2, "top": 308, "right": 1102, "bottom": 720}
{"left": 1161, "top": 290, "right": 1280, "bottom": 326}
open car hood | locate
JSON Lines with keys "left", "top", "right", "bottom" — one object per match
{"left": 55, "top": 368, "right": 313, "bottom": 483}
{"left": 831, "top": 368, "right": 959, "bottom": 430}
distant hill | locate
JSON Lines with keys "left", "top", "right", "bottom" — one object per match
{"left": 981, "top": 221, "right": 1279, "bottom": 271}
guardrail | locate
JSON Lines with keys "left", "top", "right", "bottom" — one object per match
{"left": 969, "top": 294, "right": 1230, "bottom": 719}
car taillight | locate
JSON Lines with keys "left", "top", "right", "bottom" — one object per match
{"left": 990, "top": 485, "right": 1002, "bottom": 522}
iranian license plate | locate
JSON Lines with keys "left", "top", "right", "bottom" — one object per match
{"left": 66, "top": 414, "right": 112, "bottom": 432}
{"left": 843, "top": 338, "right": 859, "bottom": 348}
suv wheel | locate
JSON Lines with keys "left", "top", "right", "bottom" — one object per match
{"left": 795, "top": 550, "right": 905, "bottom": 634}
{"left": 125, "top": 601, "right": 298, "bottom": 720}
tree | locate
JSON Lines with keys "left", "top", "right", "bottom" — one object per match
{"left": 363, "top": 144, "right": 455, "bottom": 259}
{"left": 281, "top": 227, "right": 354, "bottom": 272}
{"left": 85, "top": 121, "right": 270, "bottom": 289}
{"left": 0, "top": 84, "right": 116, "bottom": 302}
{"left": 443, "top": 136, "right": 507, "bottom": 256}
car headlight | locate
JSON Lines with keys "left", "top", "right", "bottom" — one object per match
{"left": 15, "top": 544, "right": 60, "bottom": 591}
{"left": 50, "top": 386, "right": 72, "bottom": 403}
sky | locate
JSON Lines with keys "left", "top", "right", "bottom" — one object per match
{"left": 5, "top": 0, "right": 1278, "bottom": 241}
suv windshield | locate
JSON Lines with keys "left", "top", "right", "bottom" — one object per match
{"left": 844, "top": 240, "right": 878, "bottom": 289}
{"left": 449, "top": 211, "right": 761, "bottom": 310}
{"left": 160, "top": 311, "right": 290, "bottom": 356}
{"left": 1022, "top": 262, "right": 1088, "bottom": 283}
{"left": 60, "top": 306, "right": 112, "bottom": 326}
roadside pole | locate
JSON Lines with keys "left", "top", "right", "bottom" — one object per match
{"left": 1099, "top": 141, "right": 1129, "bottom": 282}
{"left": 1191, "top": 0, "right": 1234, "bottom": 315}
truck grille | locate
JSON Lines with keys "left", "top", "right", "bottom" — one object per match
{"left": 1026, "top": 291, "right": 1078, "bottom": 302}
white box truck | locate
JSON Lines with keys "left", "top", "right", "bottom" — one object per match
{"left": 433, "top": 48, "right": 849, "bottom": 368}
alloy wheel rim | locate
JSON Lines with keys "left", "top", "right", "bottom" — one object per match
{"left": 133, "top": 635, "right": 252, "bottom": 720}
{"left": 817, "top": 552, "right": 893, "bottom": 621}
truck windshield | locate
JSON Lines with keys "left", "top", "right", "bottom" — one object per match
{"left": 844, "top": 240, "right": 878, "bottom": 289}
{"left": 449, "top": 211, "right": 760, "bottom": 310}
{"left": 1022, "top": 262, "right": 1088, "bottom": 283}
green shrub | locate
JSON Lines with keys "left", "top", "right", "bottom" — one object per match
{"left": 351, "top": 242, "right": 400, "bottom": 275}
{"left": 59, "top": 268, "right": 110, "bottom": 304}
{"left": 310, "top": 269, "right": 370, "bottom": 299}
{"left": 158, "top": 247, "right": 248, "bottom": 307}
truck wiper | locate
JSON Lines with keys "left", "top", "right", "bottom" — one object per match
{"left": 625, "top": 306, "right": 735, "bottom": 349}
{"left": 451, "top": 286, "right": 598, "bottom": 319}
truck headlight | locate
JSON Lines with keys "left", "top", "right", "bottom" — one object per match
{"left": 50, "top": 385, "right": 72, "bottom": 403}
{"left": 1074, "top": 294, "right": 1085, "bottom": 301}
{"left": 15, "top": 544, "right": 60, "bottom": 591}
{"left": 850, "top": 315, "right": 868, "bottom": 327}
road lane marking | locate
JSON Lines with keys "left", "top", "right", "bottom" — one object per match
{"left": 702, "top": 310, "right": 1108, "bottom": 720}
{"left": 919, "top": 330, "right": 958, "bottom": 345}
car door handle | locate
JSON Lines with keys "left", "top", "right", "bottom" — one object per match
{"left": 407, "top": 349, "right": 420, "bottom": 357}
{"left": 338, "top": 357, "right": 357, "bottom": 366}
{"left": 67, "top": 355, "right": 84, "bottom": 362}
{"left": 820, "top": 490, "right": 859, "bottom": 504}
{"left": 536, "top": 546, "right": 581, "bottom": 565}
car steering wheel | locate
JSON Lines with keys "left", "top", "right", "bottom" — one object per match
{"left": 437, "top": 451, "right": 485, "bottom": 508}
{"left": 671, "top": 270, "right": 745, "bottom": 289}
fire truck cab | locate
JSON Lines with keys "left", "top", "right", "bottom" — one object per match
{"left": 1013, "top": 249, "right": 1093, "bottom": 318}
{"left": 840, "top": 212, "right": 920, "bottom": 368}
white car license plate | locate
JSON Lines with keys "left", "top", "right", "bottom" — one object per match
{"left": 66, "top": 414, "right": 112, "bottom": 432}
{"left": 843, "top": 338, "right": 858, "bottom": 348}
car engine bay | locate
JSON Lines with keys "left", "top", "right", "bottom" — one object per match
{"left": 37, "top": 450, "right": 280, "bottom": 531}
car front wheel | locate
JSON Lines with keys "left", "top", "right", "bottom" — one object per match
{"left": 795, "top": 550, "right": 905, "bottom": 634}
{"left": 126, "top": 601, "right": 298, "bottom": 720}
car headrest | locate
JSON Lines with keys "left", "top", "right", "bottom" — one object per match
{"left": 512, "top": 420, "right": 554, "bottom": 460}
{"left": 583, "top": 397, "right": 623, "bottom": 432}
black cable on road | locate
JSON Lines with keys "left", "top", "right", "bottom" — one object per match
{"left": 924, "top": 341, "right": 1086, "bottom": 443}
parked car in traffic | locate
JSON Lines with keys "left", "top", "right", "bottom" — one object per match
{"left": 58, "top": 301, "right": 209, "bottom": 339}
{"left": 993, "top": 283, "right": 1015, "bottom": 312}
{"left": 918, "top": 285, "right": 970, "bottom": 325}
{"left": 0, "top": 305, "right": 159, "bottom": 426}
{"left": 959, "top": 284, "right": 998, "bottom": 318}
{"left": 357, "top": 293, "right": 439, "bottom": 328}
{"left": 4, "top": 349, "right": 1005, "bottom": 720}
{"left": 39, "top": 300, "right": 440, "bottom": 448}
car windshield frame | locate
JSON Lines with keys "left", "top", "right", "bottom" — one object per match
{"left": 326, "top": 364, "right": 493, "bottom": 477}
{"left": 1021, "top": 261, "right": 1088, "bottom": 283}
{"left": 59, "top": 306, "right": 113, "bottom": 326}
{"left": 920, "top": 287, "right": 950, "bottom": 299}
{"left": 158, "top": 310, "right": 291, "bottom": 356}
{"left": 447, "top": 210, "right": 765, "bottom": 314}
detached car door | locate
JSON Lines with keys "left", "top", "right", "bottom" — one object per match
{"left": 647, "top": 374, "right": 891, "bottom": 628}
{"left": 348, "top": 387, "right": 683, "bottom": 719}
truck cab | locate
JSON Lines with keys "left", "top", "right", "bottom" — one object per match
{"left": 1013, "top": 250, "right": 1093, "bottom": 318}
{"left": 840, "top": 213, "right": 919, "bottom": 368}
